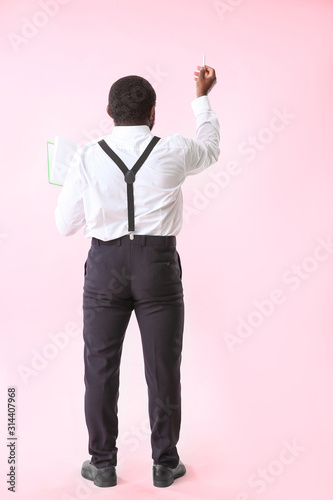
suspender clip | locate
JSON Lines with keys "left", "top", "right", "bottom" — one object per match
{"left": 129, "top": 232, "right": 134, "bottom": 240}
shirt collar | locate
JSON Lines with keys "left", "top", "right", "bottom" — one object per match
{"left": 111, "top": 125, "right": 152, "bottom": 138}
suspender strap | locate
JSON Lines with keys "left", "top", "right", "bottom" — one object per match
{"left": 98, "top": 136, "right": 161, "bottom": 233}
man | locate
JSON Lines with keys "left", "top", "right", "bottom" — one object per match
{"left": 55, "top": 64, "right": 219, "bottom": 488}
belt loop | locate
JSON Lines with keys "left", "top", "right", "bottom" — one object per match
{"left": 142, "top": 235, "right": 146, "bottom": 247}
{"left": 97, "top": 238, "right": 101, "bottom": 246}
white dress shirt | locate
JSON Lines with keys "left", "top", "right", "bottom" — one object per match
{"left": 54, "top": 95, "right": 220, "bottom": 239}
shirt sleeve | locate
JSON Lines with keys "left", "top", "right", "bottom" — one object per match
{"left": 54, "top": 149, "right": 86, "bottom": 236}
{"left": 181, "top": 95, "right": 220, "bottom": 177}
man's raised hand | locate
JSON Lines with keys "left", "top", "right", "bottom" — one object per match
{"left": 194, "top": 65, "right": 217, "bottom": 98}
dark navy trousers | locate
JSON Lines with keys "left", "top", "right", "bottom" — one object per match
{"left": 82, "top": 234, "right": 184, "bottom": 469}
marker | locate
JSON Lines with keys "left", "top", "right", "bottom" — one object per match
{"left": 203, "top": 54, "right": 206, "bottom": 68}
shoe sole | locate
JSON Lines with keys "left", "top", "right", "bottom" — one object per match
{"left": 153, "top": 468, "right": 186, "bottom": 488}
{"left": 81, "top": 469, "right": 117, "bottom": 487}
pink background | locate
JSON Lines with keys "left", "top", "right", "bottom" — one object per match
{"left": 1, "top": 0, "right": 333, "bottom": 498}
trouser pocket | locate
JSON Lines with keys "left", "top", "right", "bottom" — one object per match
{"left": 176, "top": 251, "right": 182, "bottom": 280}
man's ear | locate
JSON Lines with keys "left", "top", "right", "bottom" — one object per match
{"left": 107, "top": 104, "right": 112, "bottom": 118}
{"left": 149, "top": 105, "right": 155, "bottom": 119}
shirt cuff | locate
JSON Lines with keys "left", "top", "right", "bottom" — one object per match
{"left": 190, "top": 95, "right": 212, "bottom": 116}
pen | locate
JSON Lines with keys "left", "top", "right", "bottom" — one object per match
{"left": 203, "top": 54, "right": 206, "bottom": 68}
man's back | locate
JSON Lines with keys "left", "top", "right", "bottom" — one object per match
{"left": 55, "top": 94, "right": 220, "bottom": 240}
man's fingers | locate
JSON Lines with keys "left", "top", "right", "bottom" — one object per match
{"left": 195, "top": 65, "right": 214, "bottom": 76}
{"left": 194, "top": 64, "right": 216, "bottom": 82}
{"left": 194, "top": 68, "right": 206, "bottom": 76}
{"left": 205, "top": 66, "right": 215, "bottom": 77}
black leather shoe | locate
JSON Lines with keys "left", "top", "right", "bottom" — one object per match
{"left": 81, "top": 460, "right": 117, "bottom": 487}
{"left": 153, "top": 460, "right": 186, "bottom": 487}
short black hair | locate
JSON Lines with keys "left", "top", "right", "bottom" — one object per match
{"left": 108, "top": 75, "right": 156, "bottom": 126}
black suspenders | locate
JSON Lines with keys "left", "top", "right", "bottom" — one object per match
{"left": 98, "top": 136, "right": 161, "bottom": 239}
